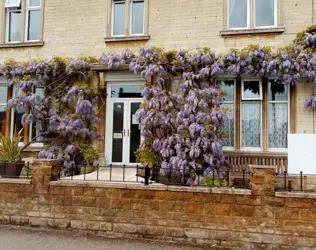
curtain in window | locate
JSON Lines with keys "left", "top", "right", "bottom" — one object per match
{"left": 268, "top": 104, "right": 288, "bottom": 148}
{"left": 241, "top": 102, "right": 261, "bottom": 148}
{"left": 255, "top": 0, "right": 274, "bottom": 27}
{"left": 228, "top": 0, "right": 248, "bottom": 28}
{"left": 222, "top": 103, "right": 234, "bottom": 147}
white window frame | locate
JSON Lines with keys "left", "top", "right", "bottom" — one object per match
{"left": 25, "top": 0, "right": 41, "bottom": 42}
{"left": 267, "top": 78, "right": 289, "bottom": 152}
{"left": 10, "top": 85, "right": 44, "bottom": 148}
{"left": 254, "top": 0, "right": 278, "bottom": 28}
{"left": 5, "top": 0, "right": 21, "bottom": 8}
{"left": 240, "top": 78, "right": 262, "bottom": 151}
{"left": 218, "top": 79, "right": 236, "bottom": 151}
{"left": 5, "top": 7, "right": 21, "bottom": 43}
{"left": 227, "top": 0, "right": 250, "bottom": 30}
{"left": 129, "top": 0, "right": 145, "bottom": 36}
{"left": 241, "top": 79, "right": 262, "bottom": 101}
{"left": 111, "top": 0, "right": 126, "bottom": 37}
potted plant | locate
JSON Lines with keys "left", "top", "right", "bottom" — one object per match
{"left": 79, "top": 147, "right": 100, "bottom": 174}
{"left": 0, "top": 129, "right": 28, "bottom": 178}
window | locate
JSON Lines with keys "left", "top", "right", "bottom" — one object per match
{"left": 268, "top": 79, "right": 288, "bottom": 149}
{"left": 10, "top": 87, "right": 24, "bottom": 141}
{"left": 30, "top": 87, "right": 44, "bottom": 143}
{"left": 220, "top": 78, "right": 290, "bottom": 152}
{"left": 219, "top": 80, "right": 235, "bottom": 148}
{"left": 26, "top": 0, "right": 41, "bottom": 41}
{"left": 4, "top": 0, "right": 43, "bottom": 44}
{"left": 110, "top": 0, "right": 147, "bottom": 37}
{"left": 0, "top": 84, "right": 7, "bottom": 135}
{"left": 131, "top": 0, "right": 144, "bottom": 35}
{"left": 227, "top": 0, "right": 277, "bottom": 29}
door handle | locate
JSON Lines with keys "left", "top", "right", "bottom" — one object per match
{"left": 128, "top": 129, "right": 130, "bottom": 137}
{"left": 121, "top": 129, "right": 126, "bottom": 137}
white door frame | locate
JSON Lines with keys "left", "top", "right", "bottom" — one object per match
{"left": 105, "top": 82, "right": 144, "bottom": 166}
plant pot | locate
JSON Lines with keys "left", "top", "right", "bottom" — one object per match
{"left": 0, "top": 162, "right": 25, "bottom": 178}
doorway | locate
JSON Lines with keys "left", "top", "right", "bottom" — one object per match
{"left": 106, "top": 84, "right": 143, "bottom": 165}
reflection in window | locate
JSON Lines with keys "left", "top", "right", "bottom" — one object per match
{"left": 113, "top": 0, "right": 126, "bottom": 36}
{"left": 12, "top": 106, "right": 25, "bottom": 141}
{"left": 255, "top": 0, "right": 275, "bottom": 27}
{"left": 219, "top": 80, "right": 235, "bottom": 147}
{"left": 241, "top": 102, "right": 261, "bottom": 148}
{"left": 131, "top": 0, "right": 144, "bottom": 34}
{"left": 30, "top": 87, "right": 44, "bottom": 142}
{"left": 268, "top": 79, "right": 288, "bottom": 148}
{"left": 0, "top": 86, "right": 7, "bottom": 135}
{"left": 228, "top": 0, "right": 248, "bottom": 29}
{"left": 7, "top": 10, "right": 21, "bottom": 42}
{"left": 242, "top": 80, "right": 262, "bottom": 100}
{"left": 111, "top": 85, "right": 142, "bottom": 98}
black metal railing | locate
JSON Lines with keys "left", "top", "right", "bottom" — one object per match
{"left": 57, "top": 164, "right": 251, "bottom": 189}
{"left": 0, "top": 161, "right": 31, "bottom": 179}
{"left": 275, "top": 171, "right": 316, "bottom": 192}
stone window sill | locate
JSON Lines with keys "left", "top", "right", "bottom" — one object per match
{"left": 220, "top": 27, "right": 285, "bottom": 37}
{"left": 104, "top": 35, "right": 150, "bottom": 43}
{"left": 0, "top": 41, "right": 44, "bottom": 48}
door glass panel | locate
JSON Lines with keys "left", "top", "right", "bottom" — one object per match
{"left": 112, "top": 103, "right": 124, "bottom": 162}
{"left": 129, "top": 102, "right": 141, "bottom": 163}
{"left": 111, "top": 85, "right": 142, "bottom": 98}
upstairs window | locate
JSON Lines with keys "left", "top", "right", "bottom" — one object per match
{"left": 4, "top": 0, "right": 43, "bottom": 44}
{"left": 110, "top": 0, "right": 147, "bottom": 37}
{"left": 227, "top": 0, "right": 277, "bottom": 30}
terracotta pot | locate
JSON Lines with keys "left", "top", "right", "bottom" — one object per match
{"left": 0, "top": 162, "right": 24, "bottom": 178}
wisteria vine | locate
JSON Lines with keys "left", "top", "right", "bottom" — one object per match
{"left": 3, "top": 25, "right": 316, "bottom": 179}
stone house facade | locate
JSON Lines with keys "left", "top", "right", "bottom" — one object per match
{"left": 0, "top": 0, "right": 314, "bottom": 170}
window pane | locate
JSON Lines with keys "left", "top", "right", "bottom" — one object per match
{"left": 13, "top": 106, "right": 25, "bottom": 142}
{"left": 241, "top": 102, "right": 261, "bottom": 148}
{"left": 269, "top": 79, "right": 288, "bottom": 101}
{"left": 228, "top": 0, "right": 248, "bottom": 28}
{"left": 113, "top": 2, "right": 125, "bottom": 35}
{"left": 5, "top": 0, "right": 21, "bottom": 8}
{"left": 29, "top": 0, "right": 40, "bottom": 7}
{"left": 219, "top": 80, "right": 234, "bottom": 102}
{"left": 269, "top": 103, "right": 288, "bottom": 148}
{"left": 31, "top": 87, "right": 44, "bottom": 142}
{"left": 0, "top": 86, "right": 8, "bottom": 104}
{"left": 8, "top": 11, "right": 21, "bottom": 42}
{"left": 256, "top": 0, "right": 275, "bottom": 27}
{"left": 243, "top": 81, "right": 261, "bottom": 99}
{"left": 222, "top": 103, "right": 234, "bottom": 147}
{"left": 131, "top": 0, "right": 144, "bottom": 34}
{"left": 111, "top": 85, "right": 142, "bottom": 98}
{"left": 0, "top": 105, "right": 6, "bottom": 135}
{"left": 27, "top": 10, "right": 40, "bottom": 41}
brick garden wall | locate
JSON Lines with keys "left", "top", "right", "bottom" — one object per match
{"left": 1, "top": 160, "right": 316, "bottom": 249}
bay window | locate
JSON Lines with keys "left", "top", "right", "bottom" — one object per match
{"left": 219, "top": 78, "right": 291, "bottom": 152}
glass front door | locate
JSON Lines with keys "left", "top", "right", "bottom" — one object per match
{"left": 106, "top": 84, "right": 143, "bottom": 166}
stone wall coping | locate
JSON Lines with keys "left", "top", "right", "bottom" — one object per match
{"left": 211, "top": 187, "right": 252, "bottom": 195}
{"left": 50, "top": 180, "right": 251, "bottom": 194}
{"left": 249, "top": 165, "right": 276, "bottom": 169}
{"left": 0, "top": 178, "right": 31, "bottom": 184}
{"left": 168, "top": 186, "right": 211, "bottom": 193}
{"left": 276, "top": 191, "right": 316, "bottom": 199}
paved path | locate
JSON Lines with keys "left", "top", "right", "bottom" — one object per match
{"left": 0, "top": 226, "right": 207, "bottom": 250}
